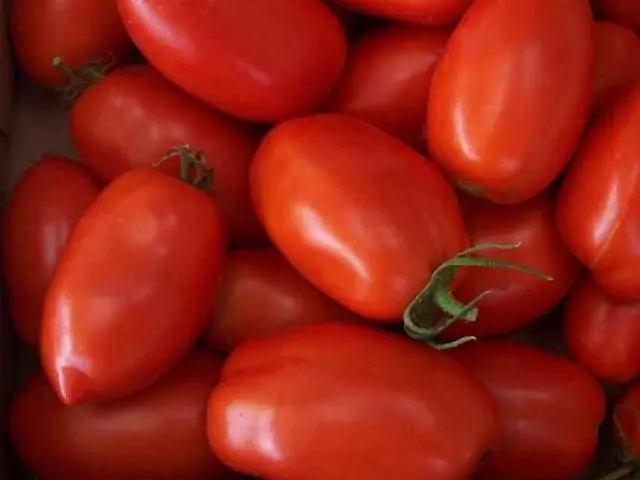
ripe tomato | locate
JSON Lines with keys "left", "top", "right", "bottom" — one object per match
{"left": 117, "top": 0, "right": 347, "bottom": 123}
{"left": 564, "top": 275, "right": 640, "bottom": 383}
{"left": 324, "top": 25, "right": 448, "bottom": 151}
{"left": 2, "top": 155, "right": 101, "bottom": 346}
{"left": 594, "top": 0, "right": 640, "bottom": 33}
{"left": 207, "top": 322, "right": 499, "bottom": 480}
{"left": 427, "top": 0, "right": 594, "bottom": 204}
{"left": 448, "top": 340, "right": 606, "bottom": 480}
{"left": 439, "top": 192, "right": 579, "bottom": 340}
{"left": 10, "top": 0, "right": 133, "bottom": 87}
{"left": 9, "top": 349, "right": 231, "bottom": 480}
{"left": 70, "top": 64, "right": 266, "bottom": 247}
{"left": 557, "top": 86, "right": 640, "bottom": 299}
{"left": 202, "top": 247, "right": 360, "bottom": 352}
{"left": 41, "top": 161, "right": 225, "bottom": 405}
{"left": 250, "top": 114, "right": 468, "bottom": 321}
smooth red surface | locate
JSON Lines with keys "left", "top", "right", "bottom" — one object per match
{"left": 41, "top": 168, "right": 225, "bottom": 405}
{"left": 71, "top": 64, "right": 266, "bottom": 246}
{"left": 614, "top": 384, "right": 640, "bottom": 461}
{"left": 207, "top": 322, "right": 499, "bottom": 480}
{"left": 594, "top": 0, "right": 640, "bottom": 33}
{"left": 2, "top": 155, "right": 101, "bottom": 345}
{"left": 117, "top": 0, "right": 347, "bottom": 123}
{"left": 329, "top": 0, "right": 474, "bottom": 25}
{"left": 557, "top": 86, "right": 640, "bottom": 299}
{"left": 449, "top": 340, "right": 606, "bottom": 480}
{"left": 427, "top": 0, "right": 594, "bottom": 204}
{"left": 250, "top": 114, "right": 468, "bottom": 320}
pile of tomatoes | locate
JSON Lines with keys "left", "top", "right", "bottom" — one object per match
{"left": 3, "top": 0, "right": 640, "bottom": 478}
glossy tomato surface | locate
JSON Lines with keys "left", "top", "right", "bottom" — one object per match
{"left": 203, "top": 247, "right": 359, "bottom": 352}
{"left": 118, "top": 0, "right": 347, "bottom": 123}
{"left": 2, "top": 155, "right": 101, "bottom": 346}
{"left": 250, "top": 114, "right": 468, "bottom": 320}
{"left": 449, "top": 340, "right": 606, "bottom": 480}
{"left": 427, "top": 0, "right": 594, "bottom": 204}
{"left": 324, "top": 25, "right": 448, "bottom": 151}
{"left": 10, "top": 0, "right": 133, "bottom": 86}
{"left": 207, "top": 322, "right": 499, "bottom": 480}
{"left": 41, "top": 168, "right": 225, "bottom": 405}
{"left": 557, "top": 86, "right": 640, "bottom": 299}
{"left": 9, "top": 349, "right": 230, "bottom": 480}
{"left": 329, "top": 0, "right": 474, "bottom": 25}
{"left": 71, "top": 64, "right": 266, "bottom": 246}
{"left": 594, "top": 0, "right": 640, "bottom": 33}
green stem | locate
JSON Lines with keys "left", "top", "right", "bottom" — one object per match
{"left": 53, "top": 55, "right": 115, "bottom": 107}
{"left": 155, "top": 145, "right": 214, "bottom": 192}
{"left": 597, "top": 462, "right": 639, "bottom": 480}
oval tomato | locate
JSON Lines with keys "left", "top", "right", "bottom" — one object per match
{"left": 564, "top": 275, "right": 640, "bottom": 383}
{"left": 557, "top": 86, "right": 640, "bottom": 299}
{"left": 448, "top": 340, "right": 606, "bottom": 480}
{"left": 594, "top": 0, "right": 640, "bottom": 33}
{"left": 427, "top": 0, "right": 594, "bottom": 204}
{"left": 324, "top": 25, "right": 448, "bottom": 151}
{"left": 9, "top": 349, "right": 231, "bottom": 480}
{"left": 207, "top": 322, "right": 499, "bottom": 480}
{"left": 250, "top": 114, "right": 468, "bottom": 321}
{"left": 202, "top": 247, "right": 360, "bottom": 352}
{"left": 41, "top": 162, "right": 225, "bottom": 405}
{"left": 70, "top": 64, "right": 266, "bottom": 247}
{"left": 2, "top": 155, "right": 101, "bottom": 346}
{"left": 440, "top": 192, "right": 579, "bottom": 340}
{"left": 117, "top": 0, "right": 347, "bottom": 123}
{"left": 10, "top": 0, "right": 133, "bottom": 87}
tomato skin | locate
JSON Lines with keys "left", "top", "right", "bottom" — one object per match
{"left": 324, "top": 25, "right": 448, "bottom": 151}
{"left": 427, "top": 0, "right": 594, "bottom": 204}
{"left": 329, "top": 0, "right": 474, "bottom": 26}
{"left": 440, "top": 192, "right": 580, "bottom": 340}
{"left": 448, "top": 340, "right": 606, "bottom": 480}
{"left": 594, "top": 0, "right": 640, "bottom": 33}
{"left": 9, "top": 349, "right": 230, "bottom": 480}
{"left": 70, "top": 65, "right": 266, "bottom": 247}
{"left": 557, "top": 86, "right": 640, "bottom": 299}
{"left": 207, "top": 322, "right": 499, "bottom": 480}
{"left": 202, "top": 247, "right": 359, "bottom": 352}
{"left": 41, "top": 168, "right": 225, "bottom": 405}
{"left": 250, "top": 114, "right": 468, "bottom": 320}
{"left": 614, "top": 384, "right": 640, "bottom": 461}
{"left": 117, "top": 0, "right": 347, "bottom": 123}
{"left": 10, "top": 0, "right": 133, "bottom": 87}
{"left": 2, "top": 155, "right": 101, "bottom": 346}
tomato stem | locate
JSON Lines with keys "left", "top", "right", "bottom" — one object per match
{"left": 52, "top": 55, "right": 115, "bottom": 107}
{"left": 597, "top": 462, "right": 639, "bottom": 480}
{"left": 155, "top": 145, "right": 214, "bottom": 192}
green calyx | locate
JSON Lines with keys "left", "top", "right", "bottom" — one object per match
{"left": 52, "top": 55, "right": 115, "bottom": 107}
{"left": 155, "top": 145, "right": 214, "bottom": 192}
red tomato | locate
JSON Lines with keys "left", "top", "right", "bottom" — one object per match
{"left": 9, "top": 349, "right": 231, "bottom": 480}
{"left": 440, "top": 192, "right": 579, "bottom": 340}
{"left": 10, "top": 0, "right": 133, "bottom": 87}
{"left": 202, "top": 247, "right": 360, "bottom": 352}
{"left": 564, "top": 275, "right": 640, "bottom": 383}
{"left": 594, "top": 0, "right": 640, "bottom": 33}
{"left": 250, "top": 114, "right": 468, "bottom": 321}
{"left": 70, "top": 64, "right": 266, "bottom": 247}
{"left": 448, "top": 340, "right": 606, "bottom": 480}
{"left": 593, "top": 21, "right": 640, "bottom": 112}
{"left": 614, "top": 384, "right": 640, "bottom": 464}
{"left": 2, "top": 155, "right": 101, "bottom": 346}
{"left": 41, "top": 163, "right": 225, "bottom": 405}
{"left": 427, "top": 0, "right": 594, "bottom": 204}
{"left": 324, "top": 25, "right": 448, "bottom": 151}
{"left": 557, "top": 86, "right": 640, "bottom": 299}
{"left": 117, "top": 0, "right": 347, "bottom": 123}
{"left": 328, "top": 0, "right": 474, "bottom": 26}
{"left": 207, "top": 322, "right": 499, "bottom": 480}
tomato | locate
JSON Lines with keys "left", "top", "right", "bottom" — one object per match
{"left": 2, "top": 155, "right": 101, "bottom": 346}
{"left": 117, "top": 0, "right": 347, "bottom": 123}
{"left": 9, "top": 349, "right": 231, "bottom": 480}
{"left": 427, "top": 0, "right": 594, "bottom": 204}
{"left": 614, "top": 385, "right": 640, "bottom": 467}
{"left": 557, "top": 86, "right": 640, "bottom": 299}
{"left": 70, "top": 64, "right": 266, "bottom": 247}
{"left": 10, "top": 0, "right": 133, "bottom": 87}
{"left": 41, "top": 161, "right": 225, "bottom": 405}
{"left": 592, "top": 21, "right": 640, "bottom": 112}
{"left": 328, "top": 0, "right": 474, "bottom": 26}
{"left": 448, "top": 340, "right": 606, "bottom": 480}
{"left": 594, "top": 0, "right": 640, "bottom": 33}
{"left": 207, "top": 322, "right": 499, "bottom": 480}
{"left": 324, "top": 25, "right": 448, "bottom": 151}
{"left": 250, "top": 114, "right": 468, "bottom": 321}
{"left": 564, "top": 275, "right": 640, "bottom": 383}
{"left": 202, "top": 247, "right": 360, "bottom": 352}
